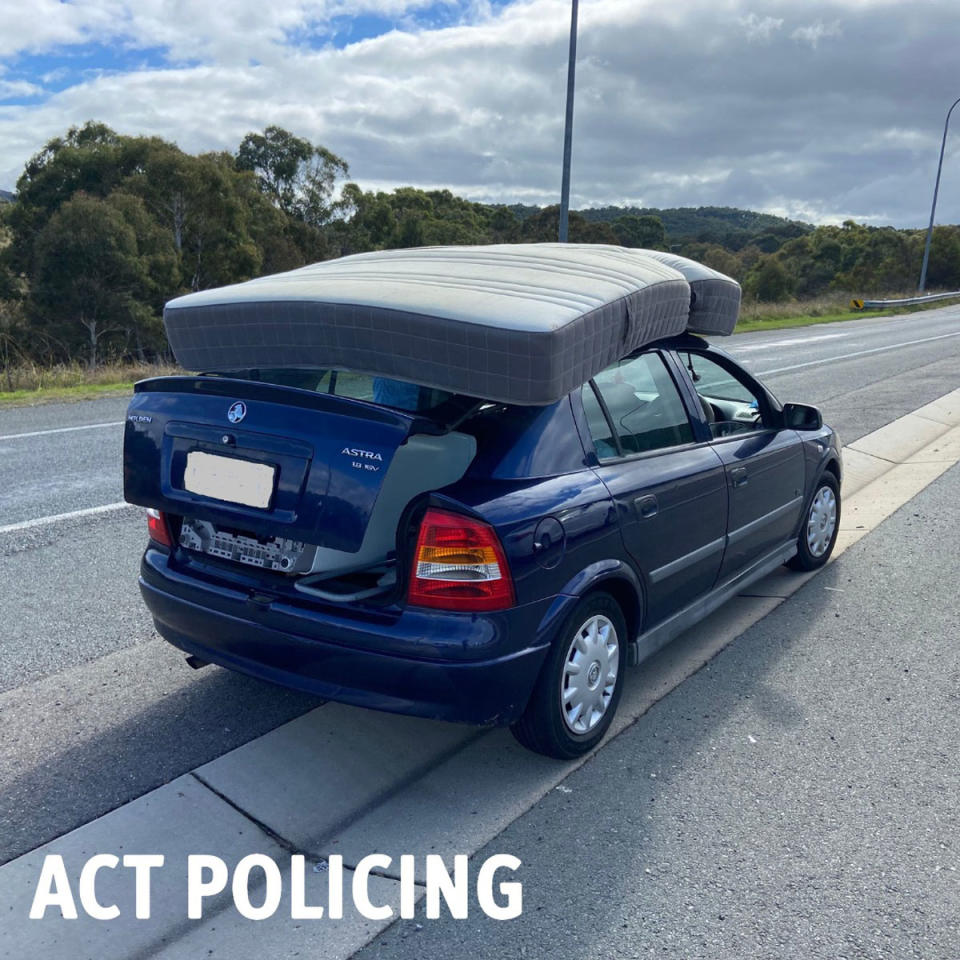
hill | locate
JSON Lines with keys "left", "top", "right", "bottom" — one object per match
{"left": 578, "top": 205, "right": 813, "bottom": 252}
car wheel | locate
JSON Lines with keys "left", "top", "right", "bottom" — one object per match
{"left": 788, "top": 472, "right": 840, "bottom": 571}
{"left": 511, "top": 592, "right": 626, "bottom": 759}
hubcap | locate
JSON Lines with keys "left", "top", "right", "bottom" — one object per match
{"left": 561, "top": 614, "right": 620, "bottom": 735}
{"left": 806, "top": 485, "right": 837, "bottom": 557}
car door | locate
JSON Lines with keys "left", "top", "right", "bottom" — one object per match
{"left": 581, "top": 350, "right": 728, "bottom": 627}
{"left": 675, "top": 348, "right": 806, "bottom": 580}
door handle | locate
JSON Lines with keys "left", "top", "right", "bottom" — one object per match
{"left": 634, "top": 494, "right": 658, "bottom": 519}
{"left": 730, "top": 467, "right": 748, "bottom": 488}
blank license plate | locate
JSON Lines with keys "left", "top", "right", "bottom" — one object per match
{"left": 184, "top": 451, "right": 276, "bottom": 509}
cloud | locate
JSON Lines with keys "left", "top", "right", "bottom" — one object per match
{"left": 791, "top": 19, "right": 843, "bottom": 48}
{"left": 0, "top": 0, "right": 464, "bottom": 64}
{"left": 0, "top": 0, "right": 958, "bottom": 227}
{"left": 0, "top": 79, "right": 44, "bottom": 100}
{"left": 740, "top": 13, "right": 784, "bottom": 43}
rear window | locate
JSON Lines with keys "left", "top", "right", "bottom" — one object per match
{"left": 206, "top": 368, "right": 456, "bottom": 414}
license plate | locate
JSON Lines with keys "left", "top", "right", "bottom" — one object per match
{"left": 183, "top": 451, "right": 276, "bottom": 509}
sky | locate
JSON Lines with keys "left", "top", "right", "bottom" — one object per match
{"left": 1, "top": 0, "right": 959, "bottom": 227}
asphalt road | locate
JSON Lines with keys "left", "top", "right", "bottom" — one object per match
{"left": 0, "top": 307, "right": 958, "bottom": 867}
{"left": 356, "top": 463, "right": 960, "bottom": 960}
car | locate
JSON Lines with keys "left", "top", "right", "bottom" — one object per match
{"left": 124, "top": 245, "right": 841, "bottom": 759}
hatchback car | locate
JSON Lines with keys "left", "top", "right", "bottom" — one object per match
{"left": 125, "top": 245, "right": 841, "bottom": 758}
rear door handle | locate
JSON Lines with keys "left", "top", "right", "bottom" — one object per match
{"left": 634, "top": 494, "right": 658, "bottom": 519}
{"left": 730, "top": 467, "right": 748, "bottom": 488}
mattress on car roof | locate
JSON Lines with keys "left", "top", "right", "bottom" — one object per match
{"left": 630, "top": 249, "right": 742, "bottom": 337}
{"left": 162, "top": 243, "right": 741, "bottom": 406}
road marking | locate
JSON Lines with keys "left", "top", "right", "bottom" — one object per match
{"left": 756, "top": 330, "right": 960, "bottom": 375}
{"left": 0, "top": 501, "right": 131, "bottom": 535}
{"left": 0, "top": 421, "right": 122, "bottom": 441}
{"left": 733, "top": 332, "right": 851, "bottom": 352}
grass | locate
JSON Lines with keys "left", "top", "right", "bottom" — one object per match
{"left": 736, "top": 291, "right": 960, "bottom": 332}
{"left": 2, "top": 290, "right": 958, "bottom": 407}
{"left": 0, "top": 361, "right": 180, "bottom": 408}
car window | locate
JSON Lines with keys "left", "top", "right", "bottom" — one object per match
{"left": 207, "top": 368, "right": 455, "bottom": 413}
{"left": 585, "top": 353, "right": 694, "bottom": 458}
{"left": 581, "top": 383, "right": 620, "bottom": 459}
{"left": 679, "top": 352, "right": 766, "bottom": 438}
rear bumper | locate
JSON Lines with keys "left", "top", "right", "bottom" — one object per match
{"left": 140, "top": 550, "right": 552, "bottom": 725}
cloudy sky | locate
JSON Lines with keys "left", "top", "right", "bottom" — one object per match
{"left": 1, "top": 0, "right": 958, "bottom": 226}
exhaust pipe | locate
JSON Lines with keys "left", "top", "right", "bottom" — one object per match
{"left": 185, "top": 655, "right": 210, "bottom": 670}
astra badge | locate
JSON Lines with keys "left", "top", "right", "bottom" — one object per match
{"left": 227, "top": 401, "right": 247, "bottom": 424}
{"left": 341, "top": 447, "right": 383, "bottom": 461}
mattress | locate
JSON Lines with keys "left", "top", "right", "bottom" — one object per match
{"left": 163, "top": 244, "right": 740, "bottom": 406}
{"left": 631, "top": 249, "right": 741, "bottom": 336}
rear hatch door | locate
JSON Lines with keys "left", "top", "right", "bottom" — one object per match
{"left": 123, "top": 376, "right": 428, "bottom": 553}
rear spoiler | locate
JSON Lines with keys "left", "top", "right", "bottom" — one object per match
{"left": 134, "top": 375, "right": 482, "bottom": 436}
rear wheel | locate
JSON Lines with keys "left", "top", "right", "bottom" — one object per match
{"left": 788, "top": 473, "right": 840, "bottom": 571}
{"left": 511, "top": 592, "right": 626, "bottom": 759}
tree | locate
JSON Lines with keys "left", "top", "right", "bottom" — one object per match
{"left": 746, "top": 257, "right": 793, "bottom": 302}
{"left": 6, "top": 122, "right": 155, "bottom": 278}
{"left": 236, "top": 126, "right": 348, "bottom": 227}
{"left": 31, "top": 193, "right": 175, "bottom": 367}
{"left": 519, "top": 205, "right": 618, "bottom": 244}
{"left": 612, "top": 214, "right": 665, "bottom": 249}
{"left": 122, "top": 145, "right": 265, "bottom": 291}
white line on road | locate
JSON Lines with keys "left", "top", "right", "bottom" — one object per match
{"left": 734, "top": 332, "right": 851, "bottom": 352}
{"left": 0, "top": 501, "right": 132, "bottom": 535}
{"left": 756, "top": 331, "right": 960, "bottom": 376}
{"left": 0, "top": 421, "right": 122, "bottom": 442}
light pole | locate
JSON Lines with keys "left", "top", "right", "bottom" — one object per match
{"left": 558, "top": 0, "right": 579, "bottom": 243}
{"left": 918, "top": 95, "right": 960, "bottom": 292}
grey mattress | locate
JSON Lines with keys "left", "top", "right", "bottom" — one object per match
{"left": 163, "top": 244, "right": 740, "bottom": 406}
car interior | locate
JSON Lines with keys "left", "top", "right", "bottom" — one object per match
{"left": 679, "top": 351, "right": 766, "bottom": 438}
{"left": 583, "top": 352, "right": 696, "bottom": 459}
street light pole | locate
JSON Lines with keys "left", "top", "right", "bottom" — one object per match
{"left": 918, "top": 95, "right": 960, "bottom": 292}
{"left": 558, "top": 0, "right": 579, "bottom": 243}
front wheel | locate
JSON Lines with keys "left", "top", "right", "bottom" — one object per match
{"left": 511, "top": 592, "right": 626, "bottom": 759}
{"left": 788, "top": 473, "right": 840, "bottom": 571}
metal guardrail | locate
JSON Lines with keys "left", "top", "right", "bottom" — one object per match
{"left": 851, "top": 291, "right": 960, "bottom": 310}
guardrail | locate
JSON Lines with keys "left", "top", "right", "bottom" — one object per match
{"left": 851, "top": 291, "right": 960, "bottom": 310}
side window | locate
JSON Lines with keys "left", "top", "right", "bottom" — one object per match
{"left": 679, "top": 352, "right": 767, "bottom": 438}
{"left": 583, "top": 352, "right": 694, "bottom": 458}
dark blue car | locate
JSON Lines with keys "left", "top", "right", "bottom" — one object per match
{"left": 124, "top": 246, "right": 841, "bottom": 758}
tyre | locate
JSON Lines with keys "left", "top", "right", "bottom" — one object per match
{"left": 511, "top": 592, "right": 626, "bottom": 759}
{"left": 788, "top": 472, "right": 840, "bottom": 571}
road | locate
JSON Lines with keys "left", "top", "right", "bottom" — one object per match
{"left": 0, "top": 306, "right": 958, "bottom": 868}
{"left": 356, "top": 464, "right": 960, "bottom": 960}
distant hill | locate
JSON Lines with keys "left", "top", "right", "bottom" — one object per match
{"left": 0, "top": 189, "right": 14, "bottom": 204}
{"left": 506, "top": 203, "right": 813, "bottom": 252}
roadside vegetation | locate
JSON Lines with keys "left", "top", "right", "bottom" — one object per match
{"left": 2, "top": 120, "right": 959, "bottom": 395}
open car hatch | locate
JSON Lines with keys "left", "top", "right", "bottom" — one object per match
{"left": 123, "top": 375, "right": 426, "bottom": 554}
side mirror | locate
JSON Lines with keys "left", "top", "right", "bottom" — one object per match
{"left": 782, "top": 402, "right": 822, "bottom": 431}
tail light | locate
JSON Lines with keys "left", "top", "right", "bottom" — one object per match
{"left": 146, "top": 508, "right": 173, "bottom": 548}
{"left": 408, "top": 508, "right": 515, "bottom": 612}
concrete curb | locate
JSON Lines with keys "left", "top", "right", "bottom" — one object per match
{"left": 2, "top": 388, "right": 958, "bottom": 960}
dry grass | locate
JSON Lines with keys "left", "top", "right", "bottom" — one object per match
{"left": 738, "top": 293, "right": 858, "bottom": 323}
{"left": 0, "top": 360, "right": 182, "bottom": 406}
{"left": 737, "top": 290, "right": 958, "bottom": 331}
{"left": 1, "top": 360, "right": 180, "bottom": 393}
